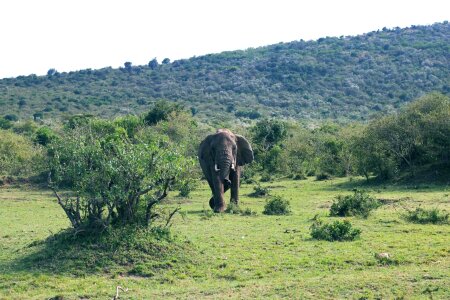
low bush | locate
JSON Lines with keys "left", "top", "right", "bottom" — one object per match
{"left": 263, "top": 196, "right": 291, "bottom": 215}
{"left": 330, "top": 190, "right": 381, "bottom": 218}
{"left": 249, "top": 183, "right": 270, "bottom": 197}
{"left": 225, "top": 203, "right": 257, "bottom": 216}
{"left": 0, "top": 129, "right": 46, "bottom": 177}
{"left": 260, "top": 173, "right": 272, "bottom": 182}
{"left": 403, "top": 207, "right": 449, "bottom": 224}
{"left": 178, "top": 181, "right": 197, "bottom": 198}
{"left": 310, "top": 218, "right": 361, "bottom": 241}
{"left": 292, "top": 173, "right": 307, "bottom": 180}
{"left": 316, "top": 172, "right": 331, "bottom": 181}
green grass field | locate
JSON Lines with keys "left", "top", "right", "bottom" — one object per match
{"left": 1, "top": 177, "right": 449, "bottom": 299}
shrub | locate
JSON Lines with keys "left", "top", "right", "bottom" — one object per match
{"left": 0, "top": 129, "right": 45, "bottom": 177}
{"left": 224, "top": 203, "right": 257, "bottom": 216}
{"left": 330, "top": 190, "right": 381, "bottom": 218}
{"left": 260, "top": 173, "right": 272, "bottom": 182}
{"left": 144, "top": 100, "right": 184, "bottom": 126}
{"left": 310, "top": 218, "right": 361, "bottom": 241}
{"left": 178, "top": 180, "right": 196, "bottom": 198}
{"left": 48, "top": 120, "right": 194, "bottom": 232}
{"left": 34, "top": 126, "right": 57, "bottom": 146}
{"left": 240, "top": 207, "right": 257, "bottom": 216}
{"left": 225, "top": 202, "right": 241, "bottom": 214}
{"left": 292, "top": 173, "right": 306, "bottom": 180}
{"left": 263, "top": 196, "right": 291, "bottom": 215}
{"left": 0, "top": 118, "right": 12, "bottom": 129}
{"left": 4, "top": 114, "right": 19, "bottom": 121}
{"left": 316, "top": 172, "right": 331, "bottom": 181}
{"left": 249, "top": 183, "right": 270, "bottom": 197}
{"left": 403, "top": 207, "right": 449, "bottom": 224}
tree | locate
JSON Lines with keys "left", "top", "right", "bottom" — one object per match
{"left": 144, "top": 100, "right": 184, "bottom": 125}
{"left": 47, "top": 68, "right": 57, "bottom": 76}
{"left": 162, "top": 58, "right": 171, "bottom": 64}
{"left": 48, "top": 119, "right": 194, "bottom": 232}
{"left": 148, "top": 58, "right": 158, "bottom": 70}
{"left": 250, "top": 119, "right": 288, "bottom": 172}
{"left": 251, "top": 119, "right": 288, "bottom": 151}
{"left": 124, "top": 61, "right": 132, "bottom": 72}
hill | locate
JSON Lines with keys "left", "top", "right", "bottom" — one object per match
{"left": 0, "top": 22, "right": 449, "bottom": 123}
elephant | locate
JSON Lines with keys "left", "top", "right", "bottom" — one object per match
{"left": 198, "top": 129, "right": 254, "bottom": 212}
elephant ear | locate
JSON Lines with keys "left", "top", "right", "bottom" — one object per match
{"left": 236, "top": 135, "right": 254, "bottom": 166}
{"left": 198, "top": 134, "right": 214, "bottom": 161}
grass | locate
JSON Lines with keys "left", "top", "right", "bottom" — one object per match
{"left": 0, "top": 177, "right": 449, "bottom": 299}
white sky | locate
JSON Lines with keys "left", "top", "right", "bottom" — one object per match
{"left": 0, "top": 0, "right": 448, "bottom": 79}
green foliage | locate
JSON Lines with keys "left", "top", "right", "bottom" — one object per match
{"left": 259, "top": 172, "right": 272, "bottom": 182}
{"left": 12, "top": 120, "right": 38, "bottom": 136}
{"left": 403, "top": 207, "right": 449, "bottom": 224}
{"left": 315, "top": 172, "right": 331, "bottom": 181}
{"left": 0, "top": 129, "right": 45, "bottom": 177}
{"left": 263, "top": 195, "right": 291, "bottom": 215}
{"left": 353, "top": 93, "right": 450, "bottom": 180}
{"left": 249, "top": 183, "right": 271, "bottom": 197}
{"left": 178, "top": 180, "right": 197, "bottom": 198}
{"left": 0, "top": 117, "right": 12, "bottom": 129}
{"left": 4, "top": 114, "right": 18, "bottom": 121}
{"left": 144, "top": 100, "right": 184, "bottom": 126}
{"left": 310, "top": 218, "right": 361, "bottom": 241}
{"left": 251, "top": 119, "right": 288, "bottom": 151}
{"left": 224, "top": 202, "right": 257, "bottom": 216}
{"left": 34, "top": 126, "right": 57, "bottom": 146}
{"left": 330, "top": 190, "right": 381, "bottom": 218}
{"left": 48, "top": 118, "right": 194, "bottom": 232}
{"left": 64, "top": 114, "right": 95, "bottom": 129}
{"left": 113, "top": 115, "right": 143, "bottom": 138}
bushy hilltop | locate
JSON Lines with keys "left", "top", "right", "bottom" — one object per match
{"left": 0, "top": 22, "right": 449, "bottom": 122}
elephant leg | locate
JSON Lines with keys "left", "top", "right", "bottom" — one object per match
{"left": 212, "top": 175, "right": 225, "bottom": 212}
{"left": 230, "top": 168, "right": 241, "bottom": 205}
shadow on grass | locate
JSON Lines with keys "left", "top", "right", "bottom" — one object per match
{"left": 325, "top": 175, "right": 449, "bottom": 193}
{"left": 4, "top": 226, "right": 194, "bottom": 277}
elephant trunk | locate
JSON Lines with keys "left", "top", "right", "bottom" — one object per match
{"left": 215, "top": 156, "right": 233, "bottom": 185}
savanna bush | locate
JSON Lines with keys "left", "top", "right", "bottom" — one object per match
{"left": 403, "top": 207, "right": 449, "bottom": 224}
{"left": 310, "top": 218, "right": 361, "bottom": 241}
{"left": 263, "top": 196, "right": 291, "bottom": 215}
{"left": 48, "top": 119, "right": 194, "bottom": 232}
{"left": 330, "top": 190, "right": 381, "bottom": 218}
{"left": 0, "top": 129, "right": 45, "bottom": 177}
{"left": 249, "top": 183, "right": 270, "bottom": 197}
{"left": 224, "top": 202, "right": 257, "bottom": 216}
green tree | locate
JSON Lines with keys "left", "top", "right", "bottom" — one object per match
{"left": 48, "top": 119, "right": 194, "bottom": 232}
{"left": 144, "top": 100, "right": 184, "bottom": 126}
{"left": 148, "top": 58, "right": 158, "bottom": 69}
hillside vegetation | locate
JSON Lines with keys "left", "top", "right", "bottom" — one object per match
{"left": 0, "top": 22, "right": 449, "bottom": 122}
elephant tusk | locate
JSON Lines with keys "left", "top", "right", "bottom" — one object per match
{"left": 231, "top": 163, "right": 235, "bottom": 170}
{"left": 214, "top": 164, "right": 220, "bottom": 172}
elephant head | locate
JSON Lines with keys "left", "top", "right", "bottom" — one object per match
{"left": 198, "top": 129, "right": 253, "bottom": 212}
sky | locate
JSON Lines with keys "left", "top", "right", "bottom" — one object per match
{"left": 0, "top": 0, "right": 449, "bottom": 79}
